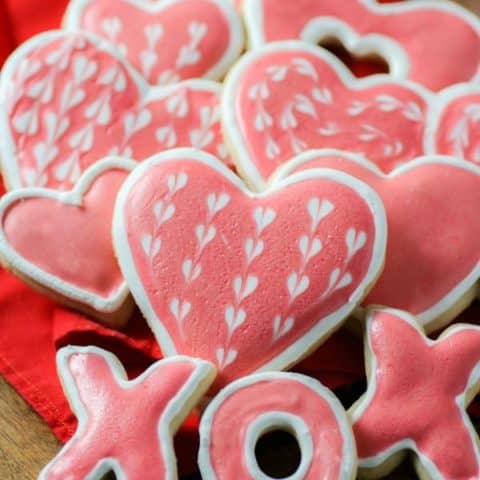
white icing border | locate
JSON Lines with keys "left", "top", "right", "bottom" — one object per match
{"left": 221, "top": 40, "right": 433, "bottom": 192}
{"left": 63, "top": 0, "right": 244, "bottom": 82}
{"left": 113, "top": 147, "right": 387, "bottom": 373}
{"left": 243, "top": 0, "right": 480, "bottom": 87}
{"left": 300, "top": 17, "right": 410, "bottom": 80}
{"left": 0, "top": 30, "right": 223, "bottom": 190}
{"left": 244, "top": 413, "right": 313, "bottom": 480}
{"left": 38, "top": 346, "right": 216, "bottom": 480}
{"left": 272, "top": 149, "right": 480, "bottom": 331}
{"left": 0, "top": 157, "right": 136, "bottom": 313}
{"left": 349, "top": 308, "right": 480, "bottom": 480}
{"left": 198, "top": 371, "right": 357, "bottom": 480}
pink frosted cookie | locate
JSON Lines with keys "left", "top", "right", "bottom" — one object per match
{"left": 63, "top": 0, "right": 244, "bottom": 84}
{"left": 199, "top": 372, "right": 357, "bottom": 479}
{"left": 0, "top": 158, "right": 135, "bottom": 328}
{"left": 222, "top": 41, "right": 431, "bottom": 190}
{"left": 0, "top": 30, "right": 228, "bottom": 190}
{"left": 242, "top": 0, "right": 480, "bottom": 91}
{"left": 39, "top": 346, "right": 215, "bottom": 480}
{"left": 113, "top": 148, "right": 387, "bottom": 387}
{"left": 276, "top": 150, "right": 480, "bottom": 333}
{"left": 350, "top": 308, "right": 480, "bottom": 479}
{"left": 427, "top": 84, "right": 480, "bottom": 167}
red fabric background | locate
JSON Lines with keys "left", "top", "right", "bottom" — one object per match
{"left": 0, "top": 0, "right": 478, "bottom": 476}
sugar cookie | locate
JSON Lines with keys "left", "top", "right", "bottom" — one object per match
{"left": 0, "top": 158, "right": 135, "bottom": 327}
{"left": 199, "top": 372, "right": 357, "bottom": 479}
{"left": 63, "top": 0, "right": 244, "bottom": 84}
{"left": 113, "top": 148, "right": 387, "bottom": 387}
{"left": 275, "top": 150, "right": 480, "bottom": 333}
{"left": 0, "top": 30, "right": 228, "bottom": 190}
{"left": 350, "top": 308, "right": 480, "bottom": 479}
{"left": 39, "top": 346, "right": 215, "bottom": 480}
{"left": 222, "top": 41, "right": 430, "bottom": 191}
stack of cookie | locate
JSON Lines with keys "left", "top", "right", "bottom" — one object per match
{"left": 0, "top": 0, "right": 479, "bottom": 479}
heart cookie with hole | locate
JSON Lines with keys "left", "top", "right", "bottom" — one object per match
{"left": 63, "top": 0, "right": 243, "bottom": 85}
{"left": 243, "top": 0, "right": 480, "bottom": 91}
{"left": 0, "top": 158, "right": 135, "bottom": 328}
{"left": 275, "top": 150, "right": 480, "bottom": 333}
{"left": 223, "top": 41, "right": 431, "bottom": 190}
{"left": 0, "top": 30, "right": 229, "bottom": 190}
{"left": 113, "top": 149, "right": 387, "bottom": 387}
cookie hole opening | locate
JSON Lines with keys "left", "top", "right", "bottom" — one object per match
{"left": 319, "top": 37, "right": 390, "bottom": 77}
{"left": 255, "top": 429, "right": 302, "bottom": 479}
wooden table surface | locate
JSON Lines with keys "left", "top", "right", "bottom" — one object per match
{"left": 2, "top": 1, "right": 480, "bottom": 479}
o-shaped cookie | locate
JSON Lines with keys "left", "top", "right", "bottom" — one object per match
{"left": 199, "top": 372, "right": 357, "bottom": 479}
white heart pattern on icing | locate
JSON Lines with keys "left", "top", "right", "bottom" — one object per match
{"left": 113, "top": 149, "right": 387, "bottom": 387}
{"left": 0, "top": 31, "right": 228, "bottom": 190}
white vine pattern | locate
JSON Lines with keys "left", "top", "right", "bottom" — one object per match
{"left": 271, "top": 198, "right": 367, "bottom": 343}
{"left": 171, "top": 191, "right": 230, "bottom": 337}
{"left": 248, "top": 57, "right": 425, "bottom": 163}
{"left": 217, "top": 206, "right": 277, "bottom": 368}
{"left": 447, "top": 104, "right": 480, "bottom": 163}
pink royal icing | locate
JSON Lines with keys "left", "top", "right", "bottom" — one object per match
{"left": 427, "top": 85, "right": 480, "bottom": 167}
{"left": 39, "top": 347, "right": 216, "bottom": 480}
{"left": 279, "top": 150, "right": 480, "bottom": 332}
{"left": 222, "top": 41, "right": 430, "bottom": 190}
{"left": 113, "top": 149, "right": 387, "bottom": 388}
{"left": 350, "top": 309, "right": 480, "bottom": 479}
{"left": 199, "top": 372, "right": 357, "bottom": 479}
{"left": 64, "top": 0, "right": 244, "bottom": 85}
{"left": 0, "top": 31, "right": 228, "bottom": 191}
{"left": 243, "top": 0, "right": 480, "bottom": 91}
{"left": 0, "top": 158, "right": 135, "bottom": 324}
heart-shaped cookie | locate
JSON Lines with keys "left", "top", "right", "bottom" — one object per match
{"left": 0, "top": 31, "right": 228, "bottom": 190}
{"left": 0, "top": 158, "right": 135, "bottom": 328}
{"left": 243, "top": 0, "right": 480, "bottom": 91}
{"left": 275, "top": 150, "right": 480, "bottom": 333}
{"left": 64, "top": 0, "right": 243, "bottom": 84}
{"left": 113, "top": 149, "right": 387, "bottom": 387}
{"left": 427, "top": 84, "right": 480, "bottom": 167}
{"left": 222, "top": 41, "right": 431, "bottom": 190}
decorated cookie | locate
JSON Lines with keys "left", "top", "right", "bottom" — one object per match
{"left": 275, "top": 150, "right": 480, "bottom": 333}
{"left": 0, "top": 158, "right": 135, "bottom": 328}
{"left": 113, "top": 148, "right": 387, "bottom": 387}
{"left": 39, "top": 346, "right": 215, "bottom": 480}
{"left": 63, "top": 0, "right": 244, "bottom": 85}
{"left": 427, "top": 84, "right": 480, "bottom": 167}
{"left": 242, "top": 0, "right": 480, "bottom": 92}
{"left": 199, "top": 372, "right": 357, "bottom": 479}
{"left": 222, "top": 41, "right": 430, "bottom": 191}
{"left": 350, "top": 308, "right": 480, "bottom": 479}
{"left": 0, "top": 30, "right": 228, "bottom": 191}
